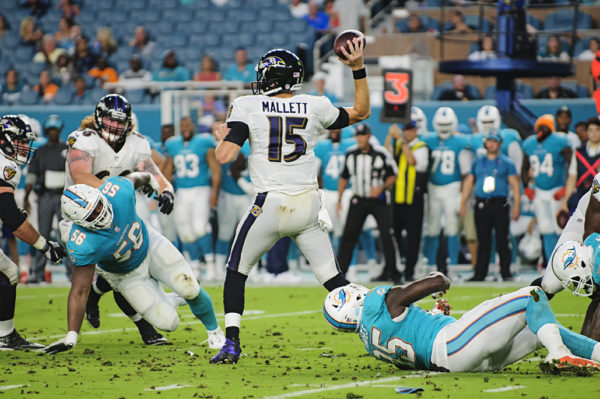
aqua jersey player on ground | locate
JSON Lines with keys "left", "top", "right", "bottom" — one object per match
{"left": 210, "top": 38, "right": 370, "bottom": 364}
{"left": 44, "top": 174, "right": 225, "bottom": 354}
{"left": 324, "top": 274, "right": 600, "bottom": 372}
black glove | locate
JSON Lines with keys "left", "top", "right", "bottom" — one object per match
{"left": 45, "top": 340, "right": 74, "bottom": 355}
{"left": 157, "top": 191, "right": 175, "bottom": 215}
{"left": 45, "top": 332, "right": 77, "bottom": 354}
{"left": 40, "top": 241, "right": 67, "bottom": 264}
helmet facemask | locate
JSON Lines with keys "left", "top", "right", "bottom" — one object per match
{"left": 0, "top": 116, "right": 36, "bottom": 165}
{"left": 552, "top": 241, "right": 596, "bottom": 297}
{"left": 94, "top": 95, "right": 132, "bottom": 145}
{"left": 62, "top": 186, "right": 114, "bottom": 231}
{"left": 323, "top": 284, "right": 369, "bottom": 332}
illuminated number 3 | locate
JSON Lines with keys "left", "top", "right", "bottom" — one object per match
{"left": 267, "top": 116, "right": 308, "bottom": 163}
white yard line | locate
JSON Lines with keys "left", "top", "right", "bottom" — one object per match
{"left": 0, "top": 384, "right": 27, "bottom": 391}
{"left": 144, "top": 384, "right": 191, "bottom": 391}
{"left": 483, "top": 385, "right": 527, "bottom": 393}
{"left": 30, "top": 309, "right": 321, "bottom": 341}
{"left": 263, "top": 372, "right": 440, "bottom": 399}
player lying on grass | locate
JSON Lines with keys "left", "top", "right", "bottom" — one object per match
{"left": 324, "top": 274, "right": 600, "bottom": 372}
{"left": 45, "top": 174, "right": 225, "bottom": 354}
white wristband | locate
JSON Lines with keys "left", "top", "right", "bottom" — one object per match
{"left": 32, "top": 235, "right": 47, "bottom": 251}
{"left": 65, "top": 331, "right": 78, "bottom": 346}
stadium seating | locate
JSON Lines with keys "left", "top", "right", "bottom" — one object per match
{"left": 484, "top": 82, "right": 535, "bottom": 100}
{"left": 396, "top": 15, "right": 441, "bottom": 32}
{"left": 431, "top": 82, "right": 482, "bottom": 101}
{"left": 544, "top": 9, "right": 593, "bottom": 31}
{"left": 444, "top": 15, "right": 492, "bottom": 33}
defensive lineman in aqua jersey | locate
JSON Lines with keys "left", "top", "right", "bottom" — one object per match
{"left": 324, "top": 276, "right": 600, "bottom": 372}
{"left": 44, "top": 174, "right": 225, "bottom": 354}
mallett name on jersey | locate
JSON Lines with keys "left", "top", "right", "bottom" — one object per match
{"left": 261, "top": 101, "right": 308, "bottom": 114}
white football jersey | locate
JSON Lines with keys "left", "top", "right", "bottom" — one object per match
{"left": 65, "top": 129, "right": 152, "bottom": 186}
{"left": 0, "top": 152, "right": 22, "bottom": 189}
{"left": 227, "top": 94, "right": 342, "bottom": 194}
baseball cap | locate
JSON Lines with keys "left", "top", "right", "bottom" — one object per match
{"left": 402, "top": 120, "right": 417, "bottom": 130}
{"left": 484, "top": 129, "right": 502, "bottom": 142}
{"left": 43, "top": 114, "right": 64, "bottom": 131}
{"left": 555, "top": 105, "right": 572, "bottom": 118}
{"left": 355, "top": 123, "right": 371, "bottom": 135}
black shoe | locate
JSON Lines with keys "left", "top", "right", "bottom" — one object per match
{"left": 209, "top": 338, "right": 241, "bottom": 364}
{"left": 85, "top": 290, "right": 101, "bottom": 328}
{"left": 502, "top": 276, "right": 515, "bottom": 282}
{"left": 137, "top": 319, "right": 169, "bottom": 346}
{"left": 467, "top": 276, "right": 484, "bottom": 282}
{"left": 0, "top": 329, "right": 44, "bottom": 351}
{"left": 85, "top": 305, "right": 100, "bottom": 329}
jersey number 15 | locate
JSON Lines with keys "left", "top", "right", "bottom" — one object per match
{"left": 267, "top": 116, "right": 308, "bottom": 163}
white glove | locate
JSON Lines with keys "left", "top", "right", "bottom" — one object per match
{"left": 45, "top": 331, "right": 78, "bottom": 354}
{"left": 317, "top": 190, "right": 333, "bottom": 232}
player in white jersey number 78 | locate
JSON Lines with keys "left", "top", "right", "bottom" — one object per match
{"left": 210, "top": 39, "right": 370, "bottom": 364}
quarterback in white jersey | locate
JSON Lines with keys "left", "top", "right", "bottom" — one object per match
{"left": 210, "top": 42, "right": 370, "bottom": 364}
{"left": 65, "top": 94, "right": 176, "bottom": 346}
{"left": 0, "top": 115, "right": 66, "bottom": 350}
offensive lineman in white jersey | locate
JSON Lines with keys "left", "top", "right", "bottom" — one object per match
{"left": 64, "top": 94, "right": 176, "bottom": 345}
{"left": 210, "top": 41, "right": 370, "bottom": 364}
{"left": 0, "top": 115, "right": 66, "bottom": 349}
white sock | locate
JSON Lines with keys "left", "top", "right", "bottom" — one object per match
{"left": 537, "top": 323, "right": 571, "bottom": 357}
{"left": 129, "top": 313, "right": 142, "bottom": 323}
{"left": 224, "top": 313, "right": 242, "bottom": 328}
{"left": 0, "top": 319, "right": 15, "bottom": 337}
{"left": 592, "top": 343, "right": 600, "bottom": 362}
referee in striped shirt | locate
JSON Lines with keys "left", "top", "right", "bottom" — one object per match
{"left": 336, "top": 123, "right": 400, "bottom": 283}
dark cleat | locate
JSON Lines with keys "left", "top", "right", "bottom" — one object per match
{"left": 0, "top": 329, "right": 44, "bottom": 351}
{"left": 210, "top": 338, "right": 241, "bottom": 364}
{"left": 137, "top": 319, "right": 169, "bottom": 346}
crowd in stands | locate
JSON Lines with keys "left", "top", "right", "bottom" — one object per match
{"left": 0, "top": 0, "right": 328, "bottom": 105}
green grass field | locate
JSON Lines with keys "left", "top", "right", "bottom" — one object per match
{"left": 3, "top": 284, "right": 600, "bottom": 398}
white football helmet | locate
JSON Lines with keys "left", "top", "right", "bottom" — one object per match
{"left": 323, "top": 284, "right": 369, "bottom": 332}
{"left": 550, "top": 240, "right": 595, "bottom": 297}
{"left": 411, "top": 106, "right": 428, "bottom": 135}
{"left": 433, "top": 107, "right": 457, "bottom": 139}
{"left": 476, "top": 105, "right": 501, "bottom": 135}
{"left": 61, "top": 184, "right": 114, "bottom": 230}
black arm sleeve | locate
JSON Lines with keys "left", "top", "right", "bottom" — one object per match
{"left": 0, "top": 193, "right": 27, "bottom": 232}
{"left": 224, "top": 122, "right": 250, "bottom": 146}
{"left": 326, "top": 107, "right": 350, "bottom": 130}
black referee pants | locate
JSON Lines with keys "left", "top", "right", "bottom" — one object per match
{"left": 393, "top": 199, "right": 424, "bottom": 281}
{"left": 472, "top": 197, "right": 511, "bottom": 281}
{"left": 337, "top": 197, "right": 397, "bottom": 278}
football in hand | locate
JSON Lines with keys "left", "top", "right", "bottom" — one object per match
{"left": 556, "top": 209, "right": 570, "bottom": 229}
{"left": 334, "top": 29, "right": 365, "bottom": 60}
